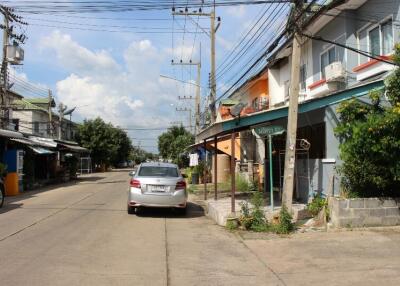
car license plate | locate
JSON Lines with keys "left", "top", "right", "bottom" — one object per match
{"left": 149, "top": 185, "right": 166, "bottom": 192}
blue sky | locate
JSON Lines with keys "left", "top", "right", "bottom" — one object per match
{"left": 8, "top": 2, "right": 288, "bottom": 153}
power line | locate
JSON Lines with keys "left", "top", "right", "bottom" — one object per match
{"left": 301, "top": 32, "right": 399, "bottom": 67}
{"left": 27, "top": 23, "right": 205, "bottom": 34}
{"left": 216, "top": 3, "right": 288, "bottom": 81}
{"left": 215, "top": 3, "right": 272, "bottom": 73}
{"left": 9, "top": 1, "right": 292, "bottom": 14}
{"left": 24, "top": 17, "right": 198, "bottom": 30}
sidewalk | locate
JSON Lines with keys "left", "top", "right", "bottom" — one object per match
{"left": 206, "top": 197, "right": 308, "bottom": 226}
{"left": 238, "top": 228, "right": 400, "bottom": 285}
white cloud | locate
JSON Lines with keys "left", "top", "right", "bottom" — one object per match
{"left": 42, "top": 31, "right": 181, "bottom": 132}
{"left": 226, "top": 5, "right": 246, "bottom": 19}
{"left": 165, "top": 44, "right": 197, "bottom": 62}
{"left": 41, "top": 30, "right": 120, "bottom": 76}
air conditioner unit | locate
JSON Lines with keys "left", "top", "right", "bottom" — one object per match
{"left": 325, "top": 61, "right": 345, "bottom": 82}
{"left": 6, "top": 45, "right": 24, "bottom": 65}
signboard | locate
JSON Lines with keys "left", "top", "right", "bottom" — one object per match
{"left": 254, "top": 125, "right": 285, "bottom": 137}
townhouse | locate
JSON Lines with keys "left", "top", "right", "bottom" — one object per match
{"left": 194, "top": 0, "right": 400, "bottom": 206}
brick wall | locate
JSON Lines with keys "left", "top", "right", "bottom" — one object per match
{"left": 329, "top": 197, "right": 400, "bottom": 228}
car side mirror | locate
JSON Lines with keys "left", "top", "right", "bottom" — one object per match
{"left": 129, "top": 171, "right": 135, "bottom": 177}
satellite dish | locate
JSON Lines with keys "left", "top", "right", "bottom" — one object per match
{"left": 229, "top": 102, "right": 246, "bottom": 117}
{"left": 64, "top": 107, "right": 76, "bottom": 116}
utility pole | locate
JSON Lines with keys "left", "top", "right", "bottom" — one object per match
{"left": 282, "top": 1, "right": 303, "bottom": 212}
{"left": 171, "top": 59, "right": 201, "bottom": 135}
{"left": 1, "top": 10, "right": 9, "bottom": 128}
{"left": 48, "top": 90, "right": 53, "bottom": 137}
{"left": 172, "top": 7, "right": 220, "bottom": 124}
{"left": 175, "top": 107, "right": 192, "bottom": 133}
{"left": 58, "top": 103, "right": 67, "bottom": 140}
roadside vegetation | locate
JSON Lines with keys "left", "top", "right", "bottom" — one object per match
{"left": 226, "top": 191, "right": 295, "bottom": 235}
{"left": 77, "top": 117, "right": 132, "bottom": 168}
{"left": 335, "top": 44, "right": 400, "bottom": 198}
{"left": 158, "top": 125, "right": 194, "bottom": 168}
{"left": 306, "top": 193, "right": 329, "bottom": 221}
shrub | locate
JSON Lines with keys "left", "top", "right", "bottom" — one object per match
{"left": 307, "top": 193, "right": 327, "bottom": 217}
{"left": 274, "top": 205, "right": 295, "bottom": 234}
{"left": 184, "top": 167, "right": 193, "bottom": 183}
{"left": 225, "top": 218, "right": 239, "bottom": 231}
{"left": 334, "top": 44, "right": 400, "bottom": 197}
{"left": 239, "top": 192, "right": 268, "bottom": 232}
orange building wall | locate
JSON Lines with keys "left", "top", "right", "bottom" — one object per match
{"left": 210, "top": 138, "right": 241, "bottom": 160}
{"left": 248, "top": 78, "right": 268, "bottom": 103}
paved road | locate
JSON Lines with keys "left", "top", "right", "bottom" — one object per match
{"left": 0, "top": 170, "right": 282, "bottom": 286}
{"left": 1, "top": 170, "right": 400, "bottom": 286}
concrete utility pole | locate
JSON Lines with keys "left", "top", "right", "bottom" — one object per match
{"left": 171, "top": 60, "right": 201, "bottom": 135}
{"left": 48, "top": 90, "right": 53, "bottom": 137}
{"left": 58, "top": 103, "right": 67, "bottom": 140}
{"left": 1, "top": 10, "right": 9, "bottom": 128}
{"left": 282, "top": 1, "right": 303, "bottom": 212}
{"left": 172, "top": 8, "right": 220, "bottom": 124}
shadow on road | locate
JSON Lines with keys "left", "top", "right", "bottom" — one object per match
{"left": 132, "top": 202, "right": 205, "bottom": 219}
{"left": 0, "top": 203, "right": 23, "bottom": 214}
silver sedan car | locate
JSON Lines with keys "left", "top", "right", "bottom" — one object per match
{"left": 127, "top": 162, "right": 188, "bottom": 214}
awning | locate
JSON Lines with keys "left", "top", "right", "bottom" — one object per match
{"left": 10, "top": 137, "right": 35, "bottom": 145}
{"left": 28, "top": 136, "right": 58, "bottom": 148}
{"left": 196, "top": 79, "right": 385, "bottom": 142}
{"left": 58, "top": 143, "right": 89, "bottom": 153}
{"left": 0, "top": 129, "right": 24, "bottom": 139}
{"left": 29, "top": 146, "right": 55, "bottom": 155}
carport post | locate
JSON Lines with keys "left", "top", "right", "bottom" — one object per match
{"left": 214, "top": 136, "right": 218, "bottom": 200}
{"left": 203, "top": 139, "right": 208, "bottom": 201}
{"left": 231, "top": 132, "right": 236, "bottom": 213}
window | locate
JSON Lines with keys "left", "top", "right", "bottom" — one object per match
{"left": 138, "top": 166, "right": 179, "bottom": 177}
{"left": 382, "top": 20, "right": 393, "bottom": 55}
{"left": 12, "top": 119, "right": 19, "bottom": 131}
{"left": 364, "top": 19, "right": 394, "bottom": 58}
{"left": 369, "top": 26, "right": 380, "bottom": 56}
{"left": 300, "top": 64, "right": 307, "bottom": 91}
{"left": 33, "top": 122, "right": 39, "bottom": 134}
{"left": 320, "top": 47, "right": 335, "bottom": 79}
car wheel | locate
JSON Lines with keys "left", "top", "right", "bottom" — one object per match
{"left": 0, "top": 184, "right": 4, "bottom": 208}
{"left": 127, "top": 205, "right": 135, "bottom": 215}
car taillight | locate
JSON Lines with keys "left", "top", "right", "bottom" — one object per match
{"left": 130, "top": 179, "right": 141, "bottom": 188}
{"left": 175, "top": 180, "right": 186, "bottom": 190}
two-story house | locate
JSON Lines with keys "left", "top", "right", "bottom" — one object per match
{"left": 12, "top": 97, "right": 78, "bottom": 141}
{"left": 196, "top": 0, "right": 399, "bottom": 205}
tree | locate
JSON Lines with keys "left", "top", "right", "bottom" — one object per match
{"left": 158, "top": 126, "right": 194, "bottom": 167}
{"left": 77, "top": 117, "right": 132, "bottom": 167}
{"left": 335, "top": 44, "right": 400, "bottom": 197}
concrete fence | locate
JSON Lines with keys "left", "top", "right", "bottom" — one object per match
{"left": 329, "top": 197, "right": 400, "bottom": 228}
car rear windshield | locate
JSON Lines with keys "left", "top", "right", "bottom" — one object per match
{"left": 138, "top": 166, "right": 179, "bottom": 177}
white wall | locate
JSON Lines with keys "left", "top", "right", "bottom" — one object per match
{"left": 13, "top": 110, "right": 33, "bottom": 134}
{"left": 268, "top": 57, "right": 291, "bottom": 107}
